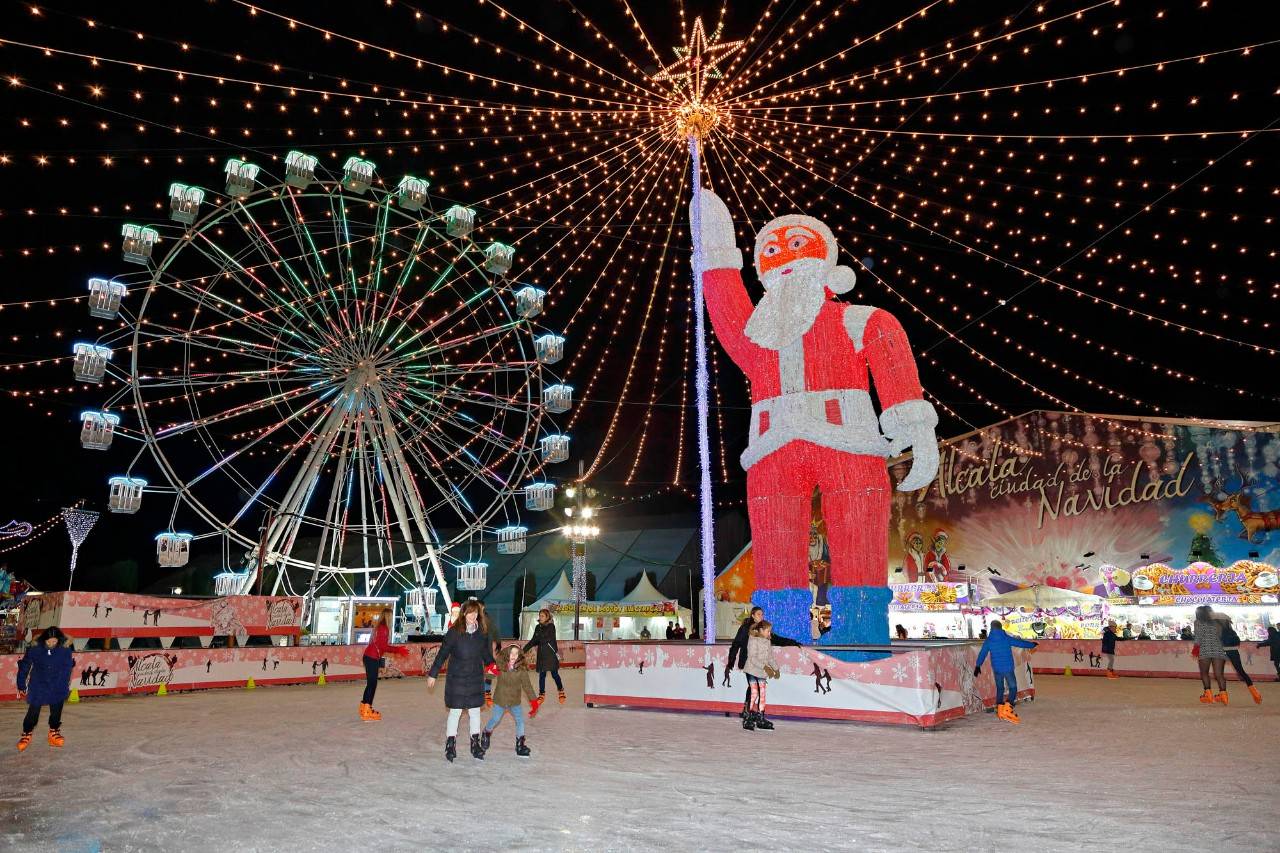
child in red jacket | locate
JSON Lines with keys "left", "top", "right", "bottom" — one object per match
{"left": 360, "top": 608, "right": 407, "bottom": 721}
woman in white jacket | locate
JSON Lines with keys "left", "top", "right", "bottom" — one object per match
{"left": 742, "top": 620, "right": 779, "bottom": 731}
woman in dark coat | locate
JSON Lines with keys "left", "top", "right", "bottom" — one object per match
{"left": 1257, "top": 624, "right": 1280, "bottom": 678}
{"left": 16, "top": 626, "right": 74, "bottom": 751}
{"left": 428, "top": 600, "right": 496, "bottom": 762}
{"left": 523, "top": 608, "right": 565, "bottom": 704}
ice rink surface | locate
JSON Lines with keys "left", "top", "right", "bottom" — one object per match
{"left": 2, "top": 670, "right": 1273, "bottom": 852}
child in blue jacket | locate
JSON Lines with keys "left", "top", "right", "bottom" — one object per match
{"left": 16, "top": 626, "right": 75, "bottom": 751}
{"left": 974, "top": 620, "right": 1036, "bottom": 724}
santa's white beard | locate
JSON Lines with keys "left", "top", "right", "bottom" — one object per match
{"left": 744, "top": 260, "right": 829, "bottom": 350}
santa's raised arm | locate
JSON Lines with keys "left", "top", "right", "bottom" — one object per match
{"left": 690, "top": 189, "right": 939, "bottom": 649}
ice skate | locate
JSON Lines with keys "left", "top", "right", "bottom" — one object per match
{"left": 753, "top": 713, "right": 775, "bottom": 731}
{"left": 470, "top": 733, "right": 486, "bottom": 760}
{"left": 742, "top": 712, "right": 756, "bottom": 731}
{"left": 358, "top": 702, "right": 379, "bottom": 721}
{"left": 515, "top": 736, "right": 531, "bottom": 757}
{"left": 480, "top": 730, "right": 491, "bottom": 751}
{"left": 1198, "top": 689, "right": 1214, "bottom": 704}
{"left": 1214, "top": 691, "right": 1229, "bottom": 706}
{"left": 445, "top": 736, "right": 457, "bottom": 763}
{"left": 1106, "top": 670, "right": 1119, "bottom": 679}
{"left": 558, "top": 689, "right": 566, "bottom": 705}
{"left": 997, "top": 703, "right": 1020, "bottom": 724}
{"left": 1248, "top": 685, "right": 1262, "bottom": 705}
{"left": 47, "top": 728, "right": 64, "bottom": 748}
{"left": 16, "top": 733, "right": 31, "bottom": 752}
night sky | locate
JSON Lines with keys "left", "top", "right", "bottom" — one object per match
{"left": 1, "top": 1, "right": 1276, "bottom": 593}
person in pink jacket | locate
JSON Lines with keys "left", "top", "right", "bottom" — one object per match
{"left": 359, "top": 607, "right": 406, "bottom": 721}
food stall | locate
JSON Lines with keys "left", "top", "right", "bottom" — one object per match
{"left": 308, "top": 595, "right": 400, "bottom": 646}
{"left": 1102, "top": 561, "right": 1279, "bottom": 641}
{"left": 888, "top": 582, "right": 977, "bottom": 639}
{"left": 965, "top": 585, "right": 1106, "bottom": 640}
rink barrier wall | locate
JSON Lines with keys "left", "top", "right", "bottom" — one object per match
{"left": 583, "top": 641, "right": 1032, "bottom": 729}
{"left": 0, "top": 641, "right": 587, "bottom": 702}
{"left": 1031, "top": 639, "right": 1279, "bottom": 681}
{"left": 16, "top": 591, "right": 303, "bottom": 642}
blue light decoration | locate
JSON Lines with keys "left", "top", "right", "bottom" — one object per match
{"left": 688, "top": 135, "right": 716, "bottom": 644}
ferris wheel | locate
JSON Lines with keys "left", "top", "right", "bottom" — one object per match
{"left": 73, "top": 153, "right": 573, "bottom": 615}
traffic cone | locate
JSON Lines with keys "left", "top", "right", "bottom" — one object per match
{"left": 156, "top": 683, "right": 168, "bottom": 696}
{"left": 1063, "top": 667, "right": 1072, "bottom": 677}
{"left": 317, "top": 673, "right": 326, "bottom": 686}
{"left": 67, "top": 688, "right": 80, "bottom": 704}
{"left": 246, "top": 677, "right": 257, "bottom": 690}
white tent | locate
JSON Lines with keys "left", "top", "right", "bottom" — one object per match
{"left": 620, "top": 572, "right": 666, "bottom": 603}
{"left": 519, "top": 570, "right": 692, "bottom": 640}
{"left": 977, "top": 585, "right": 1103, "bottom": 611}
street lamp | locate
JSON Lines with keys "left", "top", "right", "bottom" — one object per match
{"left": 562, "top": 466, "right": 601, "bottom": 641}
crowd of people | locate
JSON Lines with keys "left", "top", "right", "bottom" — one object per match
{"left": 14, "top": 595, "right": 1279, "bottom": 753}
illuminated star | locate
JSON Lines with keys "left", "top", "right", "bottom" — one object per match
{"left": 652, "top": 17, "right": 744, "bottom": 103}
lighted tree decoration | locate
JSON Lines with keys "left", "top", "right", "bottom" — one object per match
{"left": 62, "top": 507, "right": 100, "bottom": 591}
{"left": 652, "top": 17, "right": 744, "bottom": 645}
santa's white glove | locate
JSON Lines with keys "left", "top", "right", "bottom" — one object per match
{"left": 880, "top": 400, "right": 940, "bottom": 493}
{"left": 688, "top": 189, "right": 741, "bottom": 271}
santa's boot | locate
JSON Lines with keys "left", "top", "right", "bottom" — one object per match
{"left": 750, "top": 588, "right": 815, "bottom": 649}
{"left": 16, "top": 733, "right": 31, "bottom": 752}
{"left": 515, "top": 736, "right": 531, "bottom": 757}
{"left": 824, "top": 586, "right": 894, "bottom": 661}
{"left": 47, "top": 728, "right": 64, "bottom": 748}
{"left": 470, "top": 734, "right": 486, "bottom": 760}
{"left": 1214, "top": 691, "right": 1229, "bottom": 706}
{"left": 1249, "top": 685, "right": 1262, "bottom": 705}
{"left": 444, "top": 736, "right": 457, "bottom": 763}
{"left": 1198, "top": 689, "right": 1214, "bottom": 703}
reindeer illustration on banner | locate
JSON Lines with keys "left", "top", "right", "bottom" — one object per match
{"left": 1201, "top": 466, "right": 1280, "bottom": 544}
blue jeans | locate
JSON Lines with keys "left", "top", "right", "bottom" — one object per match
{"left": 995, "top": 670, "right": 1018, "bottom": 706}
{"left": 484, "top": 703, "right": 526, "bottom": 737}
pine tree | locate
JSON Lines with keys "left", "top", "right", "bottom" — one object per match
{"left": 1187, "top": 532, "right": 1223, "bottom": 567}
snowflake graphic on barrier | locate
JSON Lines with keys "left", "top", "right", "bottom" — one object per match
{"left": 892, "top": 663, "right": 909, "bottom": 683}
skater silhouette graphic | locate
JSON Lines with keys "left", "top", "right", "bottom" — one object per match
{"left": 92, "top": 603, "right": 100, "bottom": 618}
{"left": 311, "top": 661, "right": 318, "bottom": 675}
{"left": 321, "top": 658, "right": 328, "bottom": 675}
{"left": 142, "top": 609, "right": 151, "bottom": 624}
{"left": 812, "top": 662, "right": 823, "bottom": 693}
{"left": 821, "top": 669, "right": 832, "bottom": 694}
{"left": 152, "top": 610, "right": 161, "bottom": 626}
{"left": 1072, "top": 647, "right": 1085, "bottom": 663}
{"left": 638, "top": 659, "right": 645, "bottom": 675}
{"left": 705, "top": 662, "right": 715, "bottom": 688}
{"left": 721, "top": 659, "right": 733, "bottom": 687}
{"left": 96, "top": 668, "right": 109, "bottom": 686}
{"left": 262, "top": 657, "right": 268, "bottom": 671}
{"left": 206, "top": 660, "right": 213, "bottom": 674}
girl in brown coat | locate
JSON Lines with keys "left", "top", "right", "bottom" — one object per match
{"left": 481, "top": 645, "right": 541, "bottom": 757}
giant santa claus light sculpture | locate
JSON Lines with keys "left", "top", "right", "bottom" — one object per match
{"left": 692, "top": 191, "right": 939, "bottom": 647}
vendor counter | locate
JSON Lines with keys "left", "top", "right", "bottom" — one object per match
{"left": 1033, "top": 639, "right": 1278, "bottom": 681}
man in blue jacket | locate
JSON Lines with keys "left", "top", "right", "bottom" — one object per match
{"left": 974, "top": 620, "right": 1037, "bottom": 724}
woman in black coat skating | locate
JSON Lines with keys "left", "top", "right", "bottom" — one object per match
{"left": 1258, "top": 624, "right": 1280, "bottom": 679}
{"left": 428, "top": 600, "right": 496, "bottom": 762}
{"left": 523, "top": 608, "right": 565, "bottom": 704}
